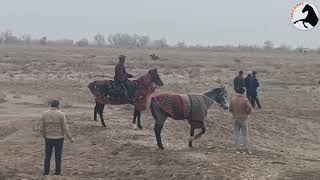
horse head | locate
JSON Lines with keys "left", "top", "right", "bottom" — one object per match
{"left": 302, "top": 4, "right": 312, "bottom": 13}
{"left": 148, "top": 68, "right": 164, "bottom": 87}
{"left": 204, "top": 85, "right": 229, "bottom": 110}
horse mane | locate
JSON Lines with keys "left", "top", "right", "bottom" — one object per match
{"left": 135, "top": 70, "right": 150, "bottom": 81}
{"left": 202, "top": 87, "right": 221, "bottom": 96}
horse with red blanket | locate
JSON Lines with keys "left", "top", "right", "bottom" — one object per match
{"left": 150, "top": 86, "right": 229, "bottom": 149}
{"left": 88, "top": 68, "right": 163, "bottom": 128}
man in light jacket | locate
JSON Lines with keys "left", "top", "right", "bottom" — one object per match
{"left": 39, "top": 100, "right": 74, "bottom": 177}
{"left": 229, "top": 87, "right": 252, "bottom": 154}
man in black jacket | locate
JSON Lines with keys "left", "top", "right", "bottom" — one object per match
{"left": 114, "top": 55, "right": 134, "bottom": 103}
{"left": 244, "top": 72, "right": 252, "bottom": 101}
{"left": 249, "top": 71, "right": 262, "bottom": 109}
{"left": 233, "top": 71, "right": 245, "bottom": 92}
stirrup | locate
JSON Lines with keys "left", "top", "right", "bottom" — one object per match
{"left": 128, "top": 99, "right": 134, "bottom": 104}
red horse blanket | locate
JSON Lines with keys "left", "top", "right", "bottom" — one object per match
{"left": 152, "top": 94, "right": 208, "bottom": 129}
{"left": 152, "top": 94, "right": 187, "bottom": 120}
{"left": 88, "top": 78, "right": 156, "bottom": 111}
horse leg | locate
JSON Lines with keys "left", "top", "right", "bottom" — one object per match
{"left": 132, "top": 109, "right": 138, "bottom": 129}
{"left": 154, "top": 122, "right": 165, "bottom": 149}
{"left": 189, "top": 126, "right": 206, "bottom": 148}
{"left": 294, "top": 19, "right": 303, "bottom": 24}
{"left": 303, "top": 21, "right": 308, "bottom": 28}
{"left": 137, "top": 111, "right": 142, "bottom": 129}
{"left": 189, "top": 127, "right": 195, "bottom": 148}
{"left": 98, "top": 103, "right": 106, "bottom": 127}
{"left": 94, "top": 101, "right": 98, "bottom": 122}
{"left": 132, "top": 107, "right": 142, "bottom": 130}
{"left": 194, "top": 127, "right": 206, "bottom": 140}
{"left": 150, "top": 100, "right": 166, "bottom": 149}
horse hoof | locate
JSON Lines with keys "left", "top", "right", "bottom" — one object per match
{"left": 188, "top": 141, "right": 193, "bottom": 148}
{"left": 133, "top": 124, "right": 138, "bottom": 129}
{"left": 158, "top": 146, "right": 165, "bottom": 150}
{"left": 138, "top": 126, "right": 143, "bottom": 130}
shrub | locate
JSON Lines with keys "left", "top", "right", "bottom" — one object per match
{"left": 40, "top": 36, "right": 47, "bottom": 45}
{"left": 94, "top": 33, "right": 105, "bottom": 46}
{"left": 76, "top": 38, "right": 89, "bottom": 47}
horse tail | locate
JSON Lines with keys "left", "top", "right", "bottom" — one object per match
{"left": 150, "top": 97, "right": 157, "bottom": 120}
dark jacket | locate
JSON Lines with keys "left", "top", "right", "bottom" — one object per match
{"left": 114, "top": 62, "right": 129, "bottom": 83}
{"left": 248, "top": 76, "right": 260, "bottom": 96}
{"left": 233, "top": 76, "right": 245, "bottom": 91}
{"left": 244, "top": 75, "right": 251, "bottom": 90}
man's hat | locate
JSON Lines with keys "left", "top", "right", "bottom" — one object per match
{"left": 50, "top": 99, "right": 60, "bottom": 107}
{"left": 119, "top": 55, "right": 126, "bottom": 59}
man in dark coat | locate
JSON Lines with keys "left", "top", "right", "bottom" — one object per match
{"left": 234, "top": 71, "right": 245, "bottom": 92}
{"left": 114, "top": 55, "right": 134, "bottom": 103}
{"left": 248, "top": 71, "right": 262, "bottom": 109}
{"left": 244, "top": 71, "right": 252, "bottom": 101}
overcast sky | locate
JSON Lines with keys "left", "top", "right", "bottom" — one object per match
{"left": 0, "top": 0, "right": 319, "bottom": 48}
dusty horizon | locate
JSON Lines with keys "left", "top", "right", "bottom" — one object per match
{"left": 1, "top": 0, "right": 320, "bottom": 48}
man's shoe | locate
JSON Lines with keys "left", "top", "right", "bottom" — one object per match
{"left": 243, "top": 149, "right": 252, "bottom": 154}
{"left": 236, "top": 149, "right": 242, "bottom": 154}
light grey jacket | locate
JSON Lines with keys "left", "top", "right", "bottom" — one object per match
{"left": 39, "top": 107, "right": 73, "bottom": 140}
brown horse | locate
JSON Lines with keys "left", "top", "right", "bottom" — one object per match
{"left": 88, "top": 68, "right": 163, "bottom": 128}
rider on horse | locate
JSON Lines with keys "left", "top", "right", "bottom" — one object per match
{"left": 114, "top": 55, "right": 134, "bottom": 104}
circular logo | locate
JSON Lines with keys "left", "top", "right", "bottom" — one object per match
{"left": 291, "top": 2, "right": 319, "bottom": 31}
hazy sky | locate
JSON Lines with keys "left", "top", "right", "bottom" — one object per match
{"left": 1, "top": 0, "right": 319, "bottom": 48}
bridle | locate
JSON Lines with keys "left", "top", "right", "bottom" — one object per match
{"left": 202, "top": 88, "right": 228, "bottom": 107}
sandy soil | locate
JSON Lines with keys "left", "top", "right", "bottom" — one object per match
{"left": 0, "top": 45, "right": 320, "bottom": 180}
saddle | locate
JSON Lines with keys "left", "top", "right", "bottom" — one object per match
{"left": 98, "top": 80, "right": 134, "bottom": 100}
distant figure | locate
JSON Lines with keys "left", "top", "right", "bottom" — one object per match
{"left": 39, "top": 100, "right": 74, "bottom": 177}
{"left": 249, "top": 71, "right": 262, "bottom": 109}
{"left": 229, "top": 87, "right": 252, "bottom": 154}
{"left": 244, "top": 71, "right": 252, "bottom": 101}
{"left": 114, "top": 55, "right": 134, "bottom": 103}
{"left": 150, "top": 53, "right": 160, "bottom": 60}
{"left": 294, "top": 4, "right": 319, "bottom": 29}
{"left": 233, "top": 71, "right": 245, "bottom": 92}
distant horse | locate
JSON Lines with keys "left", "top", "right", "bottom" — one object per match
{"left": 150, "top": 86, "right": 229, "bottom": 149}
{"left": 294, "top": 4, "right": 319, "bottom": 29}
{"left": 150, "top": 53, "right": 160, "bottom": 61}
{"left": 88, "top": 68, "right": 164, "bottom": 128}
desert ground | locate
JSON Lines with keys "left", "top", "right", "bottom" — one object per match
{"left": 0, "top": 45, "right": 320, "bottom": 180}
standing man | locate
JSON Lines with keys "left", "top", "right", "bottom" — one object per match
{"left": 233, "top": 71, "right": 245, "bottom": 92}
{"left": 39, "top": 100, "right": 74, "bottom": 177}
{"left": 114, "top": 55, "right": 134, "bottom": 103}
{"left": 244, "top": 71, "right": 252, "bottom": 101}
{"left": 249, "top": 71, "right": 262, "bottom": 109}
{"left": 229, "top": 87, "right": 253, "bottom": 154}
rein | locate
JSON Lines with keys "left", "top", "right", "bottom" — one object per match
{"left": 201, "top": 95, "right": 216, "bottom": 103}
{"left": 134, "top": 72, "right": 156, "bottom": 99}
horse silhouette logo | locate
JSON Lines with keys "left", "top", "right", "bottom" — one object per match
{"left": 291, "top": 2, "right": 319, "bottom": 31}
